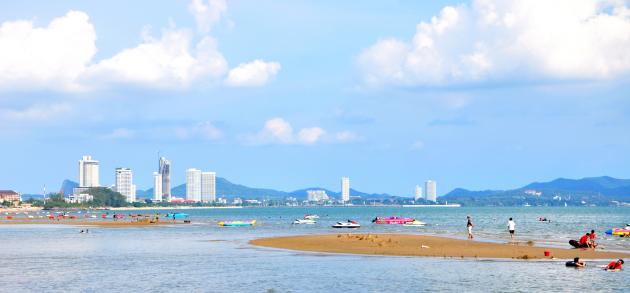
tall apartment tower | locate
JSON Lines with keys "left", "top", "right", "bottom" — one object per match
{"left": 201, "top": 171, "right": 216, "bottom": 202}
{"left": 414, "top": 185, "right": 423, "bottom": 201}
{"left": 79, "top": 155, "right": 100, "bottom": 187}
{"left": 159, "top": 157, "right": 171, "bottom": 202}
{"left": 341, "top": 176, "right": 350, "bottom": 202}
{"left": 115, "top": 168, "right": 136, "bottom": 202}
{"left": 153, "top": 172, "right": 162, "bottom": 202}
{"left": 425, "top": 180, "right": 437, "bottom": 202}
{"left": 186, "top": 168, "right": 202, "bottom": 202}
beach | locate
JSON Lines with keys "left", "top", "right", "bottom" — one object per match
{"left": 251, "top": 233, "right": 630, "bottom": 260}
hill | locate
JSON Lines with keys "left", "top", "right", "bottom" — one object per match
{"left": 442, "top": 176, "right": 630, "bottom": 206}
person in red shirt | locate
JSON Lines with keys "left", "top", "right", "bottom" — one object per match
{"left": 578, "top": 233, "right": 590, "bottom": 247}
{"left": 589, "top": 230, "right": 598, "bottom": 248}
{"left": 605, "top": 259, "right": 624, "bottom": 271}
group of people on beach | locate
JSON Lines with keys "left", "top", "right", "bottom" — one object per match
{"left": 465, "top": 216, "right": 516, "bottom": 240}
{"left": 576, "top": 230, "right": 598, "bottom": 249}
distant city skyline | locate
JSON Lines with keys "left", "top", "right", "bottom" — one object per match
{"left": 1, "top": 0, "right": 629, "bottom": 196}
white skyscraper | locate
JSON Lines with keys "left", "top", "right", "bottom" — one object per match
{"left": 153, "top": 172, "right": 162, "bottom": 202}
{"left": 201, "top": 172, "right": 216, "bottom": 202}
{"left": 115, "top": 168, "right": 136, "bottom": 202}
{"left": 159, "top": 157, "right": 171, "bottom": 202}
{"left": 186, "top": 168, "right": 202, "bottom": 202}
{"left": 415, "top": 185, "right": 423, "bottom": 201}
{"left": 425, "top": 180, "right": 437, "bottom": 202}
{"left": 341, "top": 176, "right": 350, "bottom": 202}
{"left": 79, "top": 155, "right": 99, "bottom": 187}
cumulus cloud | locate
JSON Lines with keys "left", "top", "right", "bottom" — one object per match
{"left": 358, "top": 0, "right": 630, "bottom": 86}
{"left": 0, "top": 11, "right": 96, "bottom": 91}
{"left": 188, "top": 0, "right": 228, "bottom": 34}
{"left": 0, "top": 1, "right": 280, "bottom": 92}
{"left": 225, "top": 60, "right": 281, "bottom": 87}
{"left": 246, "top": 118, "right": 354, "bottom": 145}
{"left": 85, "top": 31, "right": 228, "bottom": 88}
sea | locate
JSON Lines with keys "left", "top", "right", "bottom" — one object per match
{"left": 0, "top": 206, "right": 628, "bottom": 292}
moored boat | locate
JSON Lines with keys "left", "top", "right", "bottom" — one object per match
{"left": 304, "top": 214, "right": 319, "bottom": 220}
{"left": 403, "top": 220, "right": 426, "bottom": 227}
{"left": 332, "top": 220, "right": 360, "bottom": 228}
{"left": 293, "top": 219, "right": 316, "bottom": 224}
{"left": 218, "top": 220, "right": 256, "bottom": 227}
{"left": 372, "top": 217, "right": 414, "bottom": 225}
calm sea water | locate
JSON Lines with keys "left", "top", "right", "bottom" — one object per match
{"left": 0, "top": 206, "right": 628, "bottom": 292}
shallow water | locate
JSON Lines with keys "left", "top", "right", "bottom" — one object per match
{"left": 0, "top": 207, "right": 628, "bottom": 292}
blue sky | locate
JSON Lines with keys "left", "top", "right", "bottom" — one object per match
{"left": 1, "top": 0, "right": 630, "bottom": 196}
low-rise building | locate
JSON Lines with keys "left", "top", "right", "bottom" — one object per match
{"left": 0, "top": 190, "right": 21, "bottom": 206}
{"left": 66, "top": 193, "right": 93, "bottom": 203}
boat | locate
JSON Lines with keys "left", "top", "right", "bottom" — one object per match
{"left": 218, "top": 220, "right": 256, "bottom": 227}
{"left": 403, "top": 220, "right": 426, "bottom": 227}
{"left": 304, "top": 214, "right": 319, "bottom": 220}
{"left": 372, "top": 217, "right": 414, "bottom": 225}
{"left": 332, "top": 220, "right": 360, "bottom": 228}
{"left": 605, "top": 227, "right": 630, "bottom": 236}
{"left": 293, "top": 219, "right": 316, "bottom": 224}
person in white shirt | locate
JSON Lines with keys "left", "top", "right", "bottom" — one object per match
{"left": 508, "top": 218, "right": 516, "bottom": 239}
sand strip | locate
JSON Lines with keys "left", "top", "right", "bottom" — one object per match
{"left": 250, "top": 233, "right": 630, "bottom": 260}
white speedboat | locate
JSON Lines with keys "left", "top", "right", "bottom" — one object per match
{"left": 293, "top": 219, "right": 316, "bottom": 224}
{"left": 332, "top": 220, "right": 360, "bottom": 228}
{"left": 403, "top": 220, "right": 426, "bottom": 227}
{"left": 304, "top": 214, "right": 319, "bottom": 220}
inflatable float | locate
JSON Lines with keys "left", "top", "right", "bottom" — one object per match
{"left": 218, "top": 220, "right": 256, "bottom": 227}
{"left": 372, "top": 217, "right": 414, "bottom": 224}
{"left": 605, "top": 227, "right": 630, "bottom": 236}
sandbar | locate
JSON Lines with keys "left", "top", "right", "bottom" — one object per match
{"left": 250, "top": 233, "right": 630, "bottom": 260}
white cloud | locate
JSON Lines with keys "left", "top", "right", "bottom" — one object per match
{"left": 225, "top": 59, "right": 281, "bottom": 87}
{"left": 246, "top": 118, "right": 354, "bottom": 145}
{"left": 101, "top": 128, "right": 135, "bottom": 139}
{"left": 172, "top": 121, "right": 223, "bottom": 140}
{"left": 188, "top": 0, "right": 228, "bottom": 34}
{"left": 0, "top": 11, "right": 96, "bottom": 91}
{"left": 410, "top": 140, "right": 425, "bottom": 151}
{"left": 85, "top": 31, "right": 228, "bottom": 88}
{"left": 0, "top": 2, "right": 280, "bottom": 92}
{"left": 0, "top": 103, "right": 72, "bottom": 121}
{"left": 298, "top": 127, "right": 326, "bottom": 144}
{"left": 358, "top": 0, "right": 630, "bottom": 86}
{"left": 335, "top": 131, "right": 361, "bottom": 142}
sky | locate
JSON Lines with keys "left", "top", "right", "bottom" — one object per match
{"left": 1, "top": 0, "right": 630, "bottom": 196}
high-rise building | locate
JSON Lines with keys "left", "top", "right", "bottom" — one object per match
{"left": 307, "top": 190, "right": 329, "bottom": 202}
{"left": 159, "top": 157, "right": 171, "bottom": 202}
{"left": 115, "top": 168, "right": 136, "bottom": 202}
{"left": 201, "top": 172, "right": 216, "bottom": 202}
{"left": 341, "top": 176, "right": 350, "bottom": 202}
{"left": 425, "top": 180, "right": 437, "bottom": 202}
{"left": 79, "top": 155, "right": 99, "bottom": 187}
{"left": 186, "top": 168, "right": 202, "bottom": 202}
{"left": 414, "top": 185, "right": 423, "bottom": 201}
{"left": 153, "top": 172, "right": 162, "bottom": 202}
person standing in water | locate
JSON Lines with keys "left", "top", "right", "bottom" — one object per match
{"left": 467, "top": 216, "right": 474, "bottom": 239}
{"left": 507, "top": 218, "right": 516, "bottom": 240}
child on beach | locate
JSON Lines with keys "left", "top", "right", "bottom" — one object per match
{"left": 565, "top": 257, "right": 585, "bottom": 268}
{"left": 467, "top": 216, "right": 474, "bottom": 239}
{"left": 589, "top": 230, "right": 597, "bottom": 248}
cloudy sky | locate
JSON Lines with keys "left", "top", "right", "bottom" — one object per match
{"left": 1, "top": 0, "right": 630, "bottom": 196}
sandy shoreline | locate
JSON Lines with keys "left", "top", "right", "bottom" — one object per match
{"left": 0, "top": 220, "right": 184, "bottom": 227}
{"left": 250, "top": 233, "right": 630, "bottom": 260}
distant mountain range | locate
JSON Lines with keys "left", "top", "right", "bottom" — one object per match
{"left": 442, "top": 176, "right": 630, "bottom": 206}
